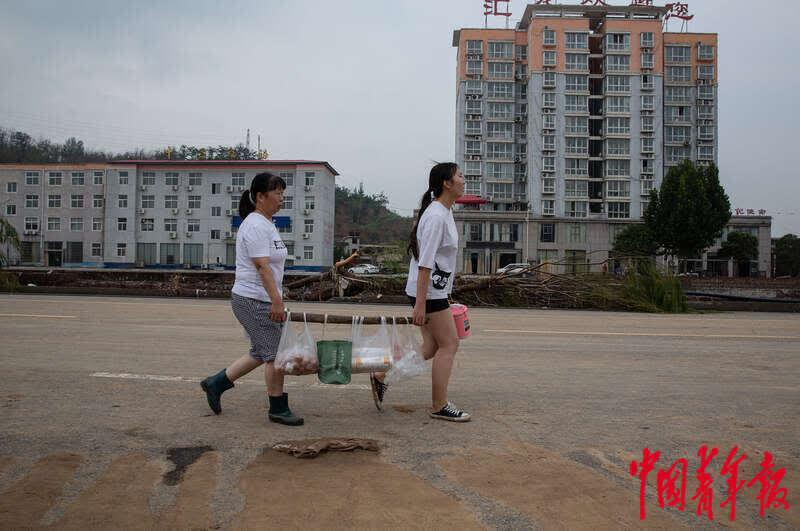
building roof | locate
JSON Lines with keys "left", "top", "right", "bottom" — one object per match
{"left": 108, "top": 159, "right": 339, "bottom": 176}
{"left": 518, "top": 3, "right": 667, "bottom": 29}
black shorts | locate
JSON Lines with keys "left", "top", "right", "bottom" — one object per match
{"left": 408, "top": 296, "right": 450, "bottom": 314}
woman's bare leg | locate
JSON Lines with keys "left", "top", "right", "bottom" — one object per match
{"left": 424, "top": 309, "right": 459, "bottom": 411}
{"left": 225, "top": 355, "right": 263, "bottom": 382}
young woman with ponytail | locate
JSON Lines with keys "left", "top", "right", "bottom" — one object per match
{"left": 200, "top": 172, "right": 304, "bottom": 426}
{"left": 370, "top": 162, "right": 471, "bottom": 422}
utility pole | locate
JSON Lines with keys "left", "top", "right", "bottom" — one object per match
{"left": 246, "top": 129, "right": 250, "bottom": 151}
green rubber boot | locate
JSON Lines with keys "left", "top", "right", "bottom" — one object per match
{"left": 268, "top": 393, "right": 304, "bottom": 426}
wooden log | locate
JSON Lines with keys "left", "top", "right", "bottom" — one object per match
{"left": 286, "top": 312, "right": 412, "bottom": 325}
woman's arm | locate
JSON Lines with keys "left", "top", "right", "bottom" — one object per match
{"left": 412, "top": 267, "right": 431, "bottom": 326}
{"left": 252, "top": 256, "right": 285, "bottom": 322}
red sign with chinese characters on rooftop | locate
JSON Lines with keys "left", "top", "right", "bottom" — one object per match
{"left": 483, "top": 0, "right": 512, "bottom": 17}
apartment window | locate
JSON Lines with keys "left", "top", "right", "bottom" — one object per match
{"left": 542, "top": 156, "right": 556, "bottom": 172}
{"left": 165, "top": 172, "right": 179, "bottom": 186}
{"left": 25, "top": 172, "right": 40, "bottom": 185}
{"left": 118, "top": 194, "right": 128, "bottom": 208}
{"left": 605, "top": 55, "right": 630, "bottom": 72}
{"left": 543, "top": 29, "right": 556, "bottom": 46}
{"left": 117, "top": 243, "right": 126, "bottom": 257}
{"left": 607, "top": 202, "right": 631, "bottom": 219}
{"left": 465, "top": 179, "right": 481, "bottom": 195}
{"left": 93, "top": 194, "right": 103, "bottom": 208}
{"left": 486, "top": 162, "right": 513, "bottom": 180}
{"left": 606, "top": 96, "right": 630, "bottom": 114}
{"left": 304, "top": 246, "right": 314, "bottom": 260}
{"left": 488, "top": 102, "right": 513, "bottom": 119}
{"left": 164, "top": 195, "right": 178, "bottom": 209}
{"left": 47, "top": 217, "right": 61, "bottom": 231}
{"left": 304, "top": 219, "right": 314, "bottom": 234}
{"left": 70, "top": 217, "right": 83, "bottom": 231}
{"left": 641, "top": 137, "right": 654, "bottom": 153}
{"left": 48, "top": 194, "right": 62, "bottom": 208}
{"left": 282, "top": 196, "right": 294, "bottom": 209}
{"left": 304, "top": 196, "right": 315, "bottom": 210}
{"left": 465, "top": 120, "right": 482, "bottom": 136}
{"left": 487, "top": 82, "right": 513, "bottom": 99}
{"left": 666, "top": 146, "right": 691, "bottom": 164}
{"left": 665, "top": 106, "right": 690, "bottom": 123}
{"left": 211, "top": 206, "right": 222, "bottom": 216}
{"left": 187, "top": 219, "right": 200, "bottom": 232}
{"left": 665, "top": 86, "right": 690, "bottom": 104}
{"left": 640, "top": 115, "right": 654, "bottom": 133}
{"left": 641, "top": 94, "right": 655, "bottom": 111}
{"left": 465, "top": 80, "right": 482, "bottom": 94}
{"left": 464, "top": 161, "right": 481, "bottom": 176}
{"left": 565, "top": 32, "right": 588, "bottom": 50}
{"left": 565, "top": 137, "right": 588, "bottom": 155}
{"left": 467, "top": 60, "right": 482, "bottom": 75}
{"left": 565, "top": 158, "right": 588, "bottom": 176}
{"left": 466, "top": 100, "right": 482, "bottom": 114}
{"left": 211, "top": 183, "right": 221, "bottom": 194}
{"left": 487, "top": 143, "right": 513, "bottom": 160}
{"left": 640, "top": 32, "right": 654, "bottom": 48}
{"left": 188, "top": 173, "right": 203, "bottom": 186}
{"left": 25, "top": 217, "right": 40, "bottom": 231}
{"left": 698, "top": 65, "right": 714, "bottom": 80}
{"left": 565, "top": 179, "right": 588, "bottom": 198}
{"left": 487, "top": 182, "right": 512, "bottom": 199}
{"left": 188, "top": 195, "right": 201, "bottom": 209}
{"left": 92, "top": 217, "right": 102, "bottom": 231}
{"left": 541, "top": 177, "right": 555, "bottom": 194}
{"left": 641, "top": 158, "right": 655, "bottom": 175}
{"left": 698, "top": 44, "right": 715, "bottom": 60}
{"left": 698, "top": 146, "right": 714, "bottom": 160}
{"left": 466, "top": 223, "right": 483, "bottom": 242}
{"left": 542, "top": 92, "right": 556, "bottom": 109}
{"left": 641, "top": 74, "right": 654, "bottom": 90}
{"left": 698, "top": 85, "right": 715, "bottom": 100}
{"left": 606, "top": 33, "right": 630, "bottom": 51}
{"left": 565, "top": 95, "right": 588, "bottom": 113}
{"left": 26, "top": 194, "right": 39, "bottom": 208}
{"left": 118, "top": 171, "right": 129, "bottom": 185}
{"left": 304, "top": 172, "right": 315, "bottom": 186}
{"left": 665, "top": 45, "right": 690, "bottom": 63}
{"left": 488, "top": 41, "right": 513, "bottom": 59}
{"left": 488, "top": 62, "right": 513, "bottom": 79}
{"left": 230, "top": 172, "right": 246, "bottom": 187}
{"left": 543, "top": 51, "right": 556, "bottom": 67}
{"left": 698, "top": 105, "right": 714, "bottom": 119}
{"left": 606, "top": 180, "right": 630, "bottom": 198}
{"left": 6, "top": 205, "right": 16, "bottom": 216}
{"left": 465, "top": 141, "right": 482, "bottom": 155}
{"left": 665, "top": 126, "right": 691, "bottom": 144}
{"left": 641, "top": 179, "right": 655, "bottom": 195}
{"left": 698, "top": 125, "right": 715, "bottom": 140}
{"left": 605, "top": 76, "right": 630, "bottom": 93}
{"left": 142, "top": 172, "right": 156, "bottom": 186}
{"left": 565, "top": 74, "right": 588, "bottom": 92}
{"left": 515, "top": 44, "right": 528, "bottom": 60}
{"left": 567, "top": 223, "right": 587, "bottom": 244}
{"left": 91, "top": 243, "right": 102, "bottom": 257}
{"left": 666, "top": 66, "right": 691, "bottom": 83}
{"left": 68, "top": 172, "right": 84, "bottom": 186}
{"left": 140, "top": 218, "right": 154, "bottom": 231}
{"left": 542, "top": 135, "right": 555, "bottom": 151}
{"left": 118, "top": 217, "right": 127, "bottom": 230}
{"left": 70, "top": 194, "right": 84, "bottom": 208}
{"left": 640, "top": 53, "right": 654, "bottom": 70}
{"left": 93, "top": 171, "right": 104, "bottom": 185}
{"left": 565, "top": 200, "right": 588, "bottom": 218}
{"left": 466, "top": 40, "right": 483, "bottom": 55}
{"left": 558, "top": 118, "right": 583, "bottom": 138}
{"left": 141, "top": 195, "right": 155, "bottom": 209}
{"left": 606, "top": 159, "right": 631, "bottom": 177}
{"left": 543, "top": 71, "right": 556, "bottom": 88}
{"left": 278, "top": 172, "right": 294, "bottom": 187}
{"left": 209, "top": 229, "right": 220, "bottom": 240}
{"left": 543, "top": 114, "right": 556, "bottom": 130}
{"left": 565, "top": 53, "right": 588, "bottom": 71}
{"left": 230, "top": 196, "right": 239, "bottom": 210}
{"left": 164, "top": 218, "right": 177, "bottom": 232}
{"left": 46, "top": 172, "right": 62, "bottom": 186}
{"left": 606, "top": 117, "right": 630, "bottom": 135}
{"left": 487, "top": 122, "right": 512, "bottom": 139}
{"left": 606, "top": 138, "right": 630, "bottom": 157}
{"left": 541, "top": 200, "right": 555, "bottom": 216}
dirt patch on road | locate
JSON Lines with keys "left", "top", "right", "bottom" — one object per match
{"left": 0, "top": 453, "right": 82, "bottom": 528}
{"left": 441, "top": 442, "right": 684, "bottom": 529}
{"left": 159, "top": 451, "right": 219, "bottom": 530}
{"left": 233, "top": 449, "right": 485, "bottom": 529}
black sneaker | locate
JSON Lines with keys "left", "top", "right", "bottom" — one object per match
{"left": 429, "top": 402, "right": 471, "bottom": 422}
{"left": 369, "top": 373, "right": 388, "bottom": 411}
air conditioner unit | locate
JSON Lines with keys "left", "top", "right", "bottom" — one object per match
{"left": 302, "top": 233, "right": 311, "bottom": 239}
{"left": 171, "top": 208, "right": 180, "bottom": 215}
{"left": 185, "top": 232, "right": 193, "bottom": 238}
{"left": 185, "top": 209, "right": 193, "bottom": 214}
{"left": 169, "top": 232, "right": 177, "bottom": 239}
{"left": 137, "top": 208, "right": 145, "bottom": 214}
{"left": 225, "top": 185, "right": 233, "bottom": 192}
{"left": 485, "top": 195, "right": 493, "bottom": 202}
{"left": 24, "top": 229, "right": 38, "bottom": 235}
{"left": 139, "top": 185, "right": 147, "bottom": 191}
{"left": 224, "top": 231, "right": 233, "bottom": 238}
{"left": 187, "top": 186, "right": 193, "bottom": 191}
{"left": 302, "top": 209, "right": 310, "bottom": 215}
{"left": 172, "top": 185, "right": 180, "bottom": 191}
{"left": 236, "top": 186, "right": 245, "bottom": 192}
{"left": 514, "top": 156, "right": 521, "bottom": 163}
{"left": 304, "top": 185, "right": 312, "bottom": 192}
{"left": 225, "top": 209, "right": 235, "bottom": 216}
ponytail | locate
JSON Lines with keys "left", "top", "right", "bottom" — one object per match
{"left": 238, "top": 189, "right": 256, "bottom": 219}
{"left": 238, "top": 172, "right": 287, "bottom": 219}
{"left": 407, "top": 162, "right": 459, "bottom": 260}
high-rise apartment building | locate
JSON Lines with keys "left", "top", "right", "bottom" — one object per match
{"left": 452, "top": 2, "right": 717, "bottom": 274}
{"left": 0, "top": 160, "right": 338, "bottom": 271}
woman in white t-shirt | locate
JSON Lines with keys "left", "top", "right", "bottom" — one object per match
{"left": 200, "top": 172, "right": 303, "bottom": 426}
{"left": 370, "top": 162, "right": 470, "bottom": 422}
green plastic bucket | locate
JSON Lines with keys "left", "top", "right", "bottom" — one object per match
{"left": 316, "top": 340, "right": 352, "bottom": 385}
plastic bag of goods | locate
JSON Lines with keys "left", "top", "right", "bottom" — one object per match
{"left": 275, "top": 312, "right": 318, "bottom": 375}
{"left": 351, "top": 316, "right": 392, "bottom": 373}
{"left": 384, "top": 318, "right": 427, "bottom": 385}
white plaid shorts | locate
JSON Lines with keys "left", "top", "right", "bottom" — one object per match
{"left": 231, "top": 293, "right": 284, "bottom": 362}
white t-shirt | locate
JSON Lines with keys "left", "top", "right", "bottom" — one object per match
{"left": 405, "top": 201, "right": 458, "bottom": 300}
{"left": 232, "top": 212, "right": 288, "bottom": 302}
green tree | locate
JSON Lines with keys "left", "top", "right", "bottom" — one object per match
{"left": 774, "top": 234, "right": 800, "bottom": 277}
{"left": 0, "top": 216, "right": 20, "bottom": 267}
{"left": 718, "top": 231, "right": 758, "bottom": 263}
{"left": 612, "top": 224, "right": 658, "bottom": 257}
{"left": 645, "top": 161, "right": 731, "bottom": 262}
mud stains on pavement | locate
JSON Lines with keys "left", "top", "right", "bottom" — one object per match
{"left": 163, "top": 446, "right": 213, "bottom": 486}
{"left": 0, "top": 456, "right": 13, "bottom": 474}
{"left": 159, "top": 451, "right": 219, "bottom": 530}
{"left": 233, "top": 449, "right": 485, "bottom": 530}
{"left": 0, "top": 453, "right": 82, "bottom": 528}
{"left": 392, "top": 404, "right": 421, "bottom": 414}
{"left": 441, "top": 442, "right": 685, "bottom": 530}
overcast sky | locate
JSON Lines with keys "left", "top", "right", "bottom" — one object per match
{"left": 1, "top": 0, "right": 798, "bottom": 235}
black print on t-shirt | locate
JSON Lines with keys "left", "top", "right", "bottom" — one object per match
{"left": 273, "top": 240, "right": 286, "bottom": 250}
{"left": 431, "top": 262, "right": 451, "bottom": 290}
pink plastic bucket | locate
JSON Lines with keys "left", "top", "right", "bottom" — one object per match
{"left": 450, "top": 303, "right": 471, "bottom": 339}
